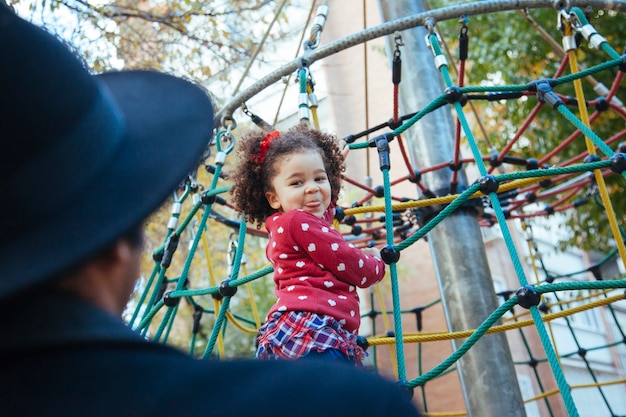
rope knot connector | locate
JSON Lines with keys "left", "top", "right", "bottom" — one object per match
{"left": 219, "top": 280, "right": 238, "bottom": 297}
{"left": 477, "top": 175, "right": 499, "bottom": 194}
{"left": 444, "top": 86, "right": 467, "bottom": 106}
{"left": 609, "top": 153, "right": 626, "bottom": 174}
{"left": 163, "top": 291, "right": 180, "bottom": 307}
{"left": 516, "top": 285, "right": 541, "bottom": 309}
{"left": 380, "top": 245, "right": 400, "bottom": 264}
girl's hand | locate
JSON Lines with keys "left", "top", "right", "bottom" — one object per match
{"left": 361, "top": 246, "right": 381, "bottom": 259}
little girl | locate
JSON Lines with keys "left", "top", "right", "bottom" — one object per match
{"left": 230, "top": 123, "right": 385, "bottom": 365}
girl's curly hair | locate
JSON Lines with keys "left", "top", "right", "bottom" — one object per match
{"left": 229, "top": 123, "right": 345, "bottom": 228}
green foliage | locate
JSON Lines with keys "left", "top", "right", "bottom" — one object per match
{"left": 428, "top": 1, "right": 625, "bottom": 253}
{"left": 9, "top": 0, "right": 304, "bottom": 83}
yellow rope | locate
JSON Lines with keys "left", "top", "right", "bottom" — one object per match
{"left": 222, "top": 262, "right": 263, "bottom": 334}
{"left": 367, "top": 293, "right": 624, "bottom": 345}
{"left": 374, "top": 281, "right": 399, "bottom": 378}
{"left": 344, "top": 176, "right": 546, "bottom": 215}
{"left": 225, "top": 311, "right": 260, "bottom": 334}
{"left": 573, "top": 378, "right": 626, "bottom": 390}
{"left": 565, "top": 21, "right": 626, "bottom": 267}
{"left": 523, "top": 378, "right": 626, "bottom": 404}
{"left": 421, "top": 378, "right": 626, "bottom": 416}
{"left": 306, "top": 83, "right": 320, "bottom": 129}
{"left": 200, "top": 222, "right": 225, "bottom": 356}
{"left": 503, "top": 289, "right": 614, "bottom": 322}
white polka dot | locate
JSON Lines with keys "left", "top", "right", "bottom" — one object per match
{"left": 272, "top": 241, "right": 276, "bottom": 248}
{"left": 330, "top": 243, "right": 339, "bottom": 251}
{"left": 299, "top": 277, "right": 309, "bottom": 281}
{"left": 324, "top": 281, "right": 334, "bottom": 288}
{"left": 376, "top": 265, "right": 379, "bottom": 274}
{"left": 273, "top": 215, "right": 279, "bottom": 221}
{"left": 287, "top": 285, "right": 295, "bottom": 291}
{"left": 296, "top": 261, "right": 306, "bottom": 268}
{"left": 298, "top": 295, "right": 308, "bottom": 300}
{"left": 318, "top": 264, "right": 325, "bottom": 269}
{"left": 349, "top": 243, "right": 355, "bottom": 248}
{"left": 359, "top": 259, "right": 364, "bottom": 268}
{"left": 321, "top": 227, "right": 329, "bottom": 233}
{"left": 277, "top": 267, "right": 283, "bottom": 273}
{"left": 327, "top": 299, "right": 337, "bottom": 306}
{"left": 338, "top": 295, "right": 347, "bottom": 300}
{"left": 279, "top": 253, "right": 288, "bottom": 259}
{"left": 277, "top": 226, "right": 284, "bottom": 234}
{"left": 278, "top": 306, "right": 287, "bottom": 311}
{"left": 349, "top": 286, "right": 355, "bottom": 292}
{"left": 293, "top": 246, "right": 299, "bottom": 251}
{"left": 301, "top": 223, "right": 310, "bottom": 231}
{"left": 350, "top": 310, "right": 355, "bottom": 317}
{"left": 308, "top": 243, "right": 316, "bottom": 252}
{"left": 361, "top": 277, "right": 367, "bottom": 285}
{"left": 339, "top": 319, "right": 346, "bottom": 325}
{"left": 337, "top": 263, "right": 346, "bottom": 271}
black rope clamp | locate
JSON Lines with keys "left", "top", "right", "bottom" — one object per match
{"left": 163, "top": 291, "right": 180, "bottom": 307}
{"left": 516, "top": 285, "right": 541, "bottom": 309}
{"left": 161, "top": 233, "right": 180, "bottom": 268}
{"left": 459, "top": 24, "right": 468, "bottom": 61}
{"left": 411, "top": 307, "right": 424, "bottom": 332}
{"left": 610, "top": 153, "right": 626, "bottom": 174}
{"left": 192, "top": 305, "right": 203, "bottom": 334}
{"left": 619, "top": 53, "right": 626, "bottom": 73}
{"left": 529, "top": 80, "right": 562, "bottom": 108}
{"left": 241, "top": 103, "right": 272, "bottom": 130}
{"left": 219, "top": 279, "right": 238, "bottom": 297}
{"left": 393, "top": 32, "right": 403, "bottom": 85}
{"left": 444, "top": 86, "right": 467, "bottom": 106}
{"left": 368, "top": 132, "right": 394, "bottom": 171}
{"left": 380, "top": 245, "right": 400, "bottom": 264}
{"left": 476, "top": 175, "right": 499, "bottom": 195}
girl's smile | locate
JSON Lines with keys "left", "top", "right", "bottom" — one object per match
{"left": 265, "top": 151, "right": 331, "bottom": 219}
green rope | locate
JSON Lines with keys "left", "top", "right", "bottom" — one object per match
{"left": 169, "top": 266, "right": 274, "bottom": 299}
{"left": 571, "top": 7, "right": 622, "bottom": 60}
{"left": 128, "top": 262, "right": 159, "bottom": 328}
{"left": 408, "top": 298, "right": 517, "bottom": 387}
{"left": 203, "top": 296, "right": 232, "bottom": 359}
{"left": 556, "top": 105, "right": 616, "bottom": 158}
{"left": 380, "top": 148, "right": 407, "bottom": 381}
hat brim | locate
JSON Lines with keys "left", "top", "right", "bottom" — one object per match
{"left": 1, "top": 71, "right": 214, "bottom": 299}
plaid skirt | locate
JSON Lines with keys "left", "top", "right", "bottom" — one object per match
{"left": 256, "top": 311, "right": 365, "bottom": 365}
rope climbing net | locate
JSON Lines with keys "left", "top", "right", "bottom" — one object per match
{"left": 127, "top": 2, "right": 626, "bottom": 416}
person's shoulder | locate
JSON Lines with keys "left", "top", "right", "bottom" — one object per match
{"left": 202, "top": 360, "right": 419, "bottom": 417}
{"left": 38, "top": 345, "right": 420, "bottom": 417}
{"left": 169, "top": 359, "right": 421, "bottom": 417}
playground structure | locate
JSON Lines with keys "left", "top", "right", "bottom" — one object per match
{"left": 127, "top": 1, "right": 626, "bottom": 416}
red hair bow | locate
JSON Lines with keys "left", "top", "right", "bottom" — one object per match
{"left": 254, "top": 130, "right": 280, "bottom": 164}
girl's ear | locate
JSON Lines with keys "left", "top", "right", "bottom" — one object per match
{"left": 265, "top": 191, "right": 281, "bottom": 210}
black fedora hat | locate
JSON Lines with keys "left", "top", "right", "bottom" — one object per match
{"left": 0, "top": 7, "right": 215, "bottom": 299}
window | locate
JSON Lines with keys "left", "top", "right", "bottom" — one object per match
{"left": 517, "top": 374, "right": 540, "bottom": 417}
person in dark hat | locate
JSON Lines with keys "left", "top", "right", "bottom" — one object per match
{"left": 0, "top": 6, "right": 420, "bottom": 417}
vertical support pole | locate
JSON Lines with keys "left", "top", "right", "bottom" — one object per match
{"left": 376, "top": 1, "right": 527, "bottom": 416}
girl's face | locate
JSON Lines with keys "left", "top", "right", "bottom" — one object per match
{"left": 265, "top": 151, "right": 331, "bottom": 219}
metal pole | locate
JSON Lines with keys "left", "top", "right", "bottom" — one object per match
{"left": 377, "top": 1, "right": 527, "bottom": 416}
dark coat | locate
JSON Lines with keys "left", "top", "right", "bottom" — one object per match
{"left": 0, "top": 290, "right": 420, "bottom": 417}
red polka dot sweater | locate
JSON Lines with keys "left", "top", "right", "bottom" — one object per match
{"left": 265, "top": 208, "right": 386, "bottom": 333}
